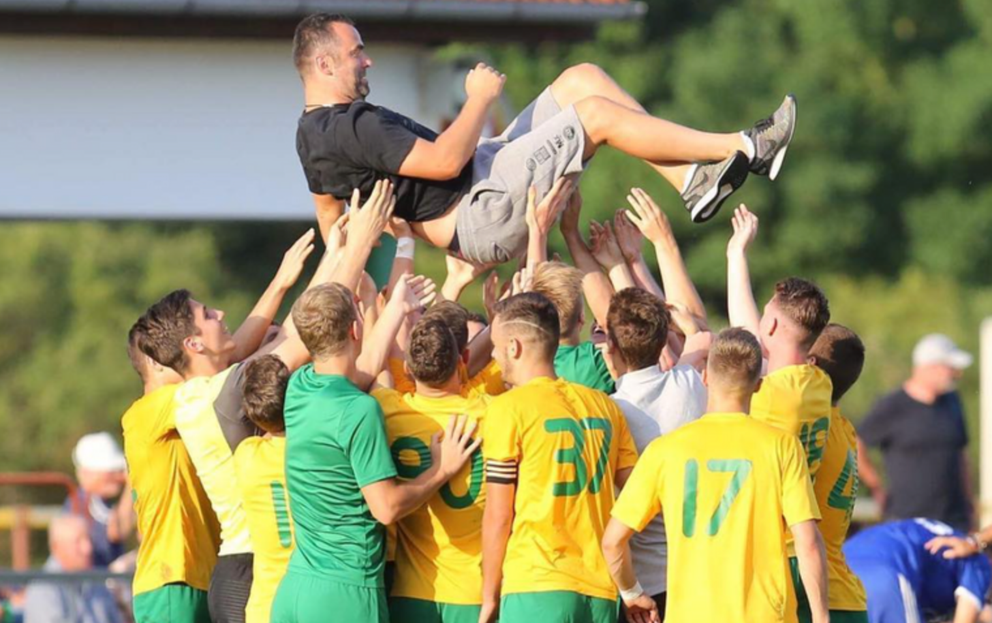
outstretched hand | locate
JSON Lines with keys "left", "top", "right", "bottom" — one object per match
{"left": 526, "top": 178, "right": 575, "bottom": 237}
{"left": 727, "top": 204, "right": 759, "bottom": 256}
{"left": 589, "top": 220, "right": 624, "bottom": 269}
{"left": 392, "top": 273, "right": 437, "bottom": 316}
{"left": 625, "top": 188, "right": 673, "bottom": 246}
{"left": 924, "top": 535, "right": 980, "bottom": 559}
{"left": 349, "top": 179, "right": 396, "bottom": 250}
{"left": 273, "top": 228, "right": 317, "bottom": 291}
{"left": 613, "top": 210, "right": 644, "bottom": 263}
{"left": 560, "top": 186, "right": 583, "bottom": 237}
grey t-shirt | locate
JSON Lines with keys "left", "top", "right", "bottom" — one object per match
{"left": 611, "top": 364, "right": 707, "bottom": 595}
{"left": 213, "top": 361, "right": 261, "bottom": 452}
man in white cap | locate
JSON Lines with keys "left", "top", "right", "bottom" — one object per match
{"left": 65, "top": 432, "right": 136, "bottom": 568}
{"left": 858, "top": 333, "right": 975, "bottom": 530}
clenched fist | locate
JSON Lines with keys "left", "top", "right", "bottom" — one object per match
{"left": 465, "top": 62, "right": 506, "bottom": 104}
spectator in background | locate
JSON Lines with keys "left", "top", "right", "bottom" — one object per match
{"left": 858, "top": 334, "right": 975, "bottom": 530}
{"left": 66, "top": 433, "right": 135, "bottom": 568}
{"left": 23, "top": 515, "right": 124, "bottom": 623}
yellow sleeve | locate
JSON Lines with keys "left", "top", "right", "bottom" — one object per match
{"left": 780, "top": 434, "right": 821, "bottom": 526}
{"left": 482, "top": 398, "right": 520, "bottom": 463}
{"left": 611, "top": 403, "right": 639, "bottom": 471}
{"left": 611, "top": 440, "right": 664, "bottom": 532}
{"left": 371, "top": 388, "right": 403, "bottom": 444}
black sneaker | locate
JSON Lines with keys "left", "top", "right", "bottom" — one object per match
{"left": 681, "top": 151, "right": 750, "bottom": 223}
{"left": 745, "top": 94, "right": 797, "bottom": 180}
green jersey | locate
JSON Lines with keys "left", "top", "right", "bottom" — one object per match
{"left": 283, "top": 366, "right": 397, "bottom": 587}
{"left": 554, "top": 342, "right": 615, "bottom": 394}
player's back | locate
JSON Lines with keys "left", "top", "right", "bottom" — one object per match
{"left": 750, "top": 364, "right": 833, "bottom": 477}
{"left": 812, "top": 409, "right": 866, "bottom": 611}
{"left": 484, "top": 377, "right": 637, "bottom": 601}
{"left": 373, "top": 388, "right": 489, "bottom": 605}
{"left": 636, "top": 412, "right": 817, "bottom": 623}
{"left": 234, "top": 435, "right": 293, "bottom": 623}
{"left": 122, "top": 384, "right": 221, "bottom": 595}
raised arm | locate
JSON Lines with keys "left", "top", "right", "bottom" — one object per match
{"left": 725, "top": 205, "right": 762, "bottom": 337}
{"left": 230, "top": 229, "right": 316, "bottom": 362}
{"left": 625, "top": 189, "right": 708, "bottom": 329}
{"left": 560, "top": 191, "right": 615, "bottom": 329}
{"left": 354, "top": 274, "right": 437, "bottom": 391}
{"left": 614, "top": 209, "right": 665, "bottom": 300}
{"left": 589, "top": 220, "right": 637, "bottom": 293}
{"left": 526, "top": 178, "right": 574, "bottom": 272}
{"left": 398, "top": 63, "right": 504, "bottom": 181}
{"left": 330, "top": 180, "right": 395, "bottom": 292}
{"left": 312, "top": 193, "right": 346, "bottom": 245}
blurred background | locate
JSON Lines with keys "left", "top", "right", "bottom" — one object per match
{"left": 1, "top": 0, "right": 991, "bottom": 570}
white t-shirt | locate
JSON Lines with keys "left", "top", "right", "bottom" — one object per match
{"left": 611, "top": 364, "right": 707, "bottom": 595}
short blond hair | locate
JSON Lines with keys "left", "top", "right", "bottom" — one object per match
{"left": 292, "top": 283, "right": 356, "bottom": 359}
{"left": 707, "top": 328, "right": 763, "bottom": 394}
{"left": 531, "top": 261, "right": 584, "bottom": 336}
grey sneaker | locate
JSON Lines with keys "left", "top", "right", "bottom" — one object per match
{"left": 745, "top": 94, "right": 798, "bottom": 180}
{"left": 682, "top": 151, "right": 750, "bottom": 223}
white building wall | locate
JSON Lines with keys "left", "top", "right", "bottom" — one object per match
{"left": 0, "top": 35, "right": 454, "bottom": 220}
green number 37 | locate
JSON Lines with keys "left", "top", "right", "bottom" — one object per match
{"left": 682, "top": 459, "right": 752, "bottom": 537}
{"left": 546, "top": 417, "right": 613, "bottom": 497}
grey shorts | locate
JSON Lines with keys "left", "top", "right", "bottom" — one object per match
{"left": 453, "top": 88, "right": 586, "bottom": 264}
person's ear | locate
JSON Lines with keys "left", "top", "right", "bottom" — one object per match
{"left": 403, "top": 360, "right": 411, "bottom": 378}
{"left": 509, "top": 337, "right": 522, "bottom": 360}
{"left": 807, "top": 354, "right": 818, "bottom": 366}
{"left": 461, "top": 348, "right": 470, "bottom": 366}
{"left": 701, "top": 367, "right": 709, "bottom": 387}
{"left": 183, "top": 336, "right": 203, "bottom": 354}
{"left": 350, "top": 321, "right": 360, "bottom": 341}
{"left": 316, "top": 54, "right": 333, "bottom": 77}
{"left": 768, "top": 318, "right": 778, "bottom": 337}
{"left": 753, "top": 377, "right": 763, "bottom": 395}
{"left": 578, "top": 307, "right": 586, "bottom": 328}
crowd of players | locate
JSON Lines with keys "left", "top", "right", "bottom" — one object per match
{"left": 114, "top": 12, "right": 992, "bottom": 623}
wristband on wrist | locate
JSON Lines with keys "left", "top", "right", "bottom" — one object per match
{"left": 619, "top": 581, "right": 645, "bottom": 602}
{"left": 395, "top": 237, "right": 415, "bottom": 260}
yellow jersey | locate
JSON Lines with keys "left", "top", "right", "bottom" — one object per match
{"left": 174, "top": 366, "right": 253, "bottom": 556}
{"left": 373, "top": 388, "right": 490, "bottom": 605}
{"left": 484, "top": 377, "right": 638, "bottom": 601}
{"left": 234, "top": 436, "right": 294, "bottom": 623}
{"left": 612, "top": 413, "right": 820, "bottom": 623}
{"left": 750, "top": 364, "right": 833, "bottom": 479}
{"left": 122, "top": 384, "right": 220, "bottom": 595}
{"left": 814, "top": 408, "right": 867, "bottom": 611}
{"left": 387, "top": 358, "right": 505, "bottom": 398}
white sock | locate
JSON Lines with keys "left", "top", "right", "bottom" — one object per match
{"left": 740, "top": 131, "right": 756, "bottom": 161}
{"left": 681, "top": 164, "right": 699, "bottom": 194}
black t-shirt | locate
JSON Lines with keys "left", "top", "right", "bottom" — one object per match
{"left": 296, "top": 101, "right": 472, "bottom": 222}
{"left": 213, "top": 362, "right": 261, "bottom": 453}
{"left": 859, "top": 388, "right": 970, "bottom": 529}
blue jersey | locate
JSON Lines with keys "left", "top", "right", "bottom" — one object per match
{"left": 843, "top": 518, "right": 991, "bottom": 621}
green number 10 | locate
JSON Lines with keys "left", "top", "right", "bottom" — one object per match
{"left": 682, "top": 459, "right": 752, "bottom": 537}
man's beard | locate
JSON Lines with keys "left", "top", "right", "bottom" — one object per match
{"left": 357, "top": 76, "right": 370, "bottom": 99}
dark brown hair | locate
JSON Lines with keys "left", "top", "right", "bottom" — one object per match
{"left": 242, "top": 355, "right": 290, "bottom": 434}
{"left": 606, "top": 288, "right": 670, "bottom": 371}
{"left": 810, "top": 323, "right": 865, "bottom": 403}
{"left": 292, "top": 13, "right": 355, "bottom": 75}
{"left": 407, "top": 318, "right": 460, "bottom": 388}
{"left": 773, "top": 277, "right": 830, "bottom": 349}
{"left": 292, "top": 283, "right": 357, "bottom": 359}
{"left": 132, "top": 289, "right": 197, "bottom": 375}
{"left": 423, "top": 301, "right": 470, "bottom": 352}
{"left": 493, "top": 293, "right": 561, "bottom": 361}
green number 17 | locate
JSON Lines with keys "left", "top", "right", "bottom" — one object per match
{"left": 682, "top": 459, "right": 752, "bottom": 537}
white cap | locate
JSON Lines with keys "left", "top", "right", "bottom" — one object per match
{"left": 72, "top": 432, "right": 127, "bottom": 472}
{"left": 912, "top": 333, "right": 973, "bottom": 370}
